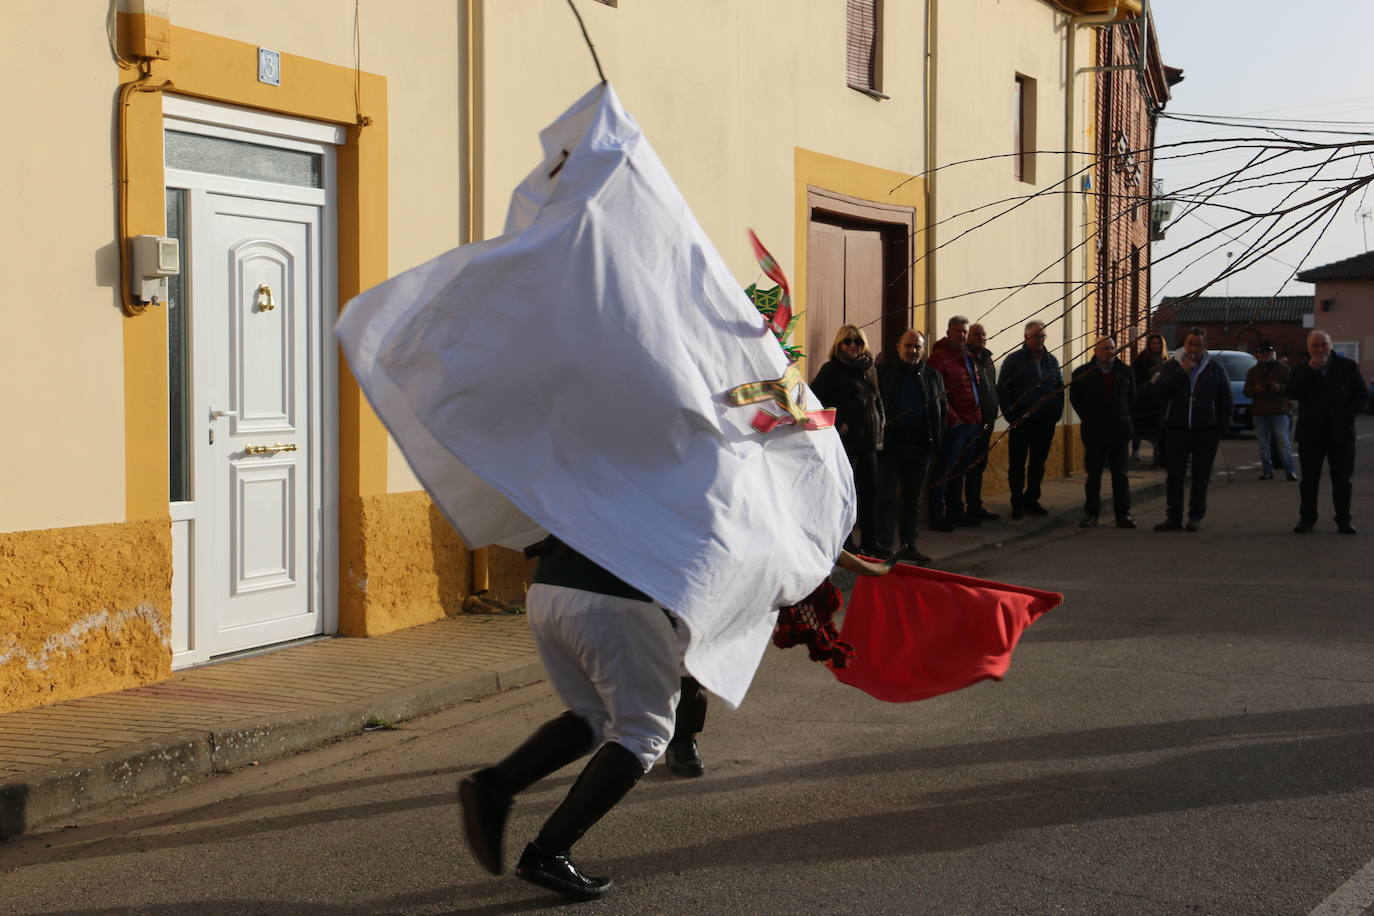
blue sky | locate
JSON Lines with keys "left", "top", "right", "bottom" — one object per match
{"left": 1150, "top": 1, "right": 1374, "bottom": 301}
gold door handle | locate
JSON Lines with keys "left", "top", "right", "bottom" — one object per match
{"left": 245, "top": 442, "right": 298, "bottom": 455}
{"left": 256, "top": 284, "right": 276, "bottom": 311}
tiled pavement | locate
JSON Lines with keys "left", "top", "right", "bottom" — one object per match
{"left": 0, "top": 463, "right": 1166, "bottom": 838}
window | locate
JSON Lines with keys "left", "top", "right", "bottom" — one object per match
{"left": 166, "top": 188, "right": 190, "bottom": 502}
{"left": 1014, "top": 74, "right": 1037, "bottom": 183}
{"left": 846, "top": 0, "right": 887, "bottom": 98}
{"left": 1333, "top": 341, "right": 1360, "bottom": 362}
{"left": 165, "top": 131, "right": 323, "bottom": 188}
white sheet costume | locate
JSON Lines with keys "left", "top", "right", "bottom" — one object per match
{"left": 335, "top": 83, "right": 854, "bottom": 710}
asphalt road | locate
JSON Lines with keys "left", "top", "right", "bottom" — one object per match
{"left": 3, "top": 419, "right": 1372, "bottom": 915}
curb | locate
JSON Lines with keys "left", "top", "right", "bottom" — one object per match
{"left": 934, "top": 477, "right": 1168, "bottom": 567}
{"left": 0, "top": 656, "right": 548, "bottom": 839}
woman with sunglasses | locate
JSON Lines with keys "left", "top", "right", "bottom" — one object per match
{"left": 810, "top": 324, "right": 886, "bottom": 555}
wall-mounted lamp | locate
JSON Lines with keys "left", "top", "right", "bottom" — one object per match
{"left": 1320, "top": 298, "right": 1334, "bottom": 312}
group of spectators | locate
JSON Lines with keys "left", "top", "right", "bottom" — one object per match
{"left": 810, "top": 317, "right": 1369, "bottom": 559}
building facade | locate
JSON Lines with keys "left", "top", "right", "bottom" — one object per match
{"left": 1296, "top": 252, "right": 1374, "bottom": 382}
{"left": 1156, "top": 296, "right": 1316, "bottom": 364}
{"left": 2, "top": 0, "right": 1154, "bottom": 714}
{"left": 1093, "top": 11, "right": 1178, "bottom": 357}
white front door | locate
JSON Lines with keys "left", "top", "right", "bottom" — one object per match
{"left": 196, "top": 194, "right": 322, "bottom": 655}
{"left": 164, "top": 97, "right": 339, "bottom": 666}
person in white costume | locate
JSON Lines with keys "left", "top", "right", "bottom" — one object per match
{"left": 336, "top": 83, "right": 860, "bottom": 901}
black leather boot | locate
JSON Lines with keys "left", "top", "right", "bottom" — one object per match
{"left": 458, "top": 711, "right": 594, "bottom": 875}
{"left": 516, "top": 741, "right": 645, "bottom": 900}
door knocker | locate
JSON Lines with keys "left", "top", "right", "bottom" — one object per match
{"left": 255, "top": 284, "right": 276, "bottom": 312}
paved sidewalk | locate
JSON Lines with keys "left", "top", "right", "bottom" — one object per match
{"left": 0, "top": 464, "right": 1165, "bottom": 840}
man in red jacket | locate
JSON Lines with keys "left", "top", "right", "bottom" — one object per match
{"left": 926, "top": 315, "right": 985, "bottom": 531}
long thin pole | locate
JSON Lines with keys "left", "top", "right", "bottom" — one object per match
{"left": 565, "top": 0, "right": 606, "bottom": 83}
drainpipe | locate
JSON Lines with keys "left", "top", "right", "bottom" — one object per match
{"left": 462, "top": 0, "right": 490, "bottom": 595}
{"left": 923, "top": 0, "right": 938, "bottom": 339}
{"left": 1063, "top": 4, "right": 1119, "bottom": 472}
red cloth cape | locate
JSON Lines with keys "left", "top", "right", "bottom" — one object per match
{"left": 828, "top": 563, "right": 1062, "bottom": 702}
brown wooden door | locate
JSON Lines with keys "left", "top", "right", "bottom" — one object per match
{"left": 806, "top": 220, "right": 886, "bottom": 380}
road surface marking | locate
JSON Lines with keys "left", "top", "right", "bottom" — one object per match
{"left": 1310, "top": 857, "right": 1374, "bottom": 916}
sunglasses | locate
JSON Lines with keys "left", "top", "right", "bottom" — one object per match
{"left": 841, "top": 338, "right": 864, "bottom": 346}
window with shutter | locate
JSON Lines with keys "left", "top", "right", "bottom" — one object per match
{"left": 846, "top": 0, "right": 885, "bottom": 97}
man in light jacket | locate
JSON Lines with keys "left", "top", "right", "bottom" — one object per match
{"left": 1243, "top": 341, "right": 1297, "bottom": 481}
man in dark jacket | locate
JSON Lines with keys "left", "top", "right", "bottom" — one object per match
{"left": 1146, "top": 327, "right": 1232, "bottom": 532}
{"left": 926, "top": 315, "right": 984, "bottom": 531}
{"left": 996, "top": 321, "right": 1064, "bottom": 519}
{"left": 876, "top": 329, "right": 948, "bottom": 561}
{"left": 1289, "top": 330, "right": 1369, "bottom": 534}
{"left": 1069, "top": 337, "right": 1136, "bottom": 529}
{"left": 964, "top": 323, "right": 1001, "bottom": 522}
{"left": 1243, "top": 341, "right": 1297, "bottom": 481}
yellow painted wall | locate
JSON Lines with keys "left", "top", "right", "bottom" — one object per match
{"left": 932, "top": 0, "right": 1097, "bottom": 385}
{"left": 0, "top": 4, "right": 132, "bottom": 533}
{"left": 145, "top": 1, "right": 455, "bottom": 499}
{"left": 477, "top": 0, "right": 927, "bottom": 294}
{"left": 1, "top": 521, "right": 171, "bottom": 711}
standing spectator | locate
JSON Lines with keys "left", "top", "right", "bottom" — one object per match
{"left": 1289, "top": 330, "right": 1369, "bottom": 534}
{"left": 810, "top": 324, "right": 885, "bottom": 553}
{"left": 1131, "top": 333, "right": 1167, "bottom": 466}
{"left": 997, "top": 321, "right": 1064, "bottom": 520}
{"left": 1146, "top": 327, "right": 1232, "bottom": 532}
{"left": 926, "top": 316, "right": 984, "bottom": 532}
{"left": 1244, "top": 341, "right": 1297, "bottom": 481}
{"left": 1069, "top": 336, "right": 1136, "bottom": 529}
{"left": 964, "top": 323, "right": 1001, "bottom": 522}
{"left": 875, "top": 329, "right": 947, "bottom": 562}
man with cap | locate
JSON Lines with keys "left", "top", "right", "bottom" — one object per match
{"left": 1243, "top": 341, "right": 1297, "bottom": 481}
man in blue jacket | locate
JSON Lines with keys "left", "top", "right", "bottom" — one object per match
{"left": 1289, "top": 330, "right": 1369, "bottom": 534}
{"left": 996, "top": 321, "right": 1064, "bottom": 519}
{"left": 1146, "top": 327, "right": 1232, "bottom": 532}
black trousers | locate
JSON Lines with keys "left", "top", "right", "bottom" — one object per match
{"left": 1008, "top": 417, "right": 1057, "bottom": 506}
{"left": 1082, "top": 432, "right": 1131, "bottom": 519}
{"left": 844, "top": 444, "right": 880, "bottom": 552}
{"left": 965, "top": 424, "right": 993, "bottom": 512}
{"left": 671, "top": 676, "right": 708, "bottom": 744}
{"left": 876, "top": 442, "right": 934, "bottom": 552}
{"left": 1163, "top": 428, "right": 1220, "bottom": 521}
{"left": 1298, "top": 438, "right": 1356, "bottom": 524}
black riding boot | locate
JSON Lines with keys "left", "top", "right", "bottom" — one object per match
{"left": 516, "top": 741, "right": 645, "bottom": 901}
{"left": 458, "top": 711, "right": 595, "bottom": 875}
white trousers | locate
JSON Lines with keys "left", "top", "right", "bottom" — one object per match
{"left": 526, "top": 583, "right": 682, "bottom": 771}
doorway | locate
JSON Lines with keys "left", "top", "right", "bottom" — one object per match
{"left": 164, "top": 97, "right": 339, "bottom": 666}
{"left": 805, "top": 188, "right": 916, "bottom": 375}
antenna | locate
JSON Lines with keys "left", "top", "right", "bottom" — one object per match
{"left": 1357, "top": 207, "right": 1372, "bottom": 251}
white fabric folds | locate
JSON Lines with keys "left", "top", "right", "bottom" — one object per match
{"left": 335, "top": 83, "right": 855, "bottom": 707}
